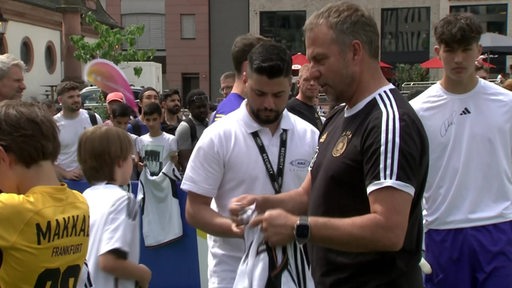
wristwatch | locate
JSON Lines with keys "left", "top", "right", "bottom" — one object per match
{"left": 294, "top": 216, "right": 310, "bottom": 245}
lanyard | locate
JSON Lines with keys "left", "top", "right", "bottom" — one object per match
{"left": 251, "top": 129, "right": 288, "bottom": 194}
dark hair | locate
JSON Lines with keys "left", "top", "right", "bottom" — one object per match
{"left": 303, "top": 2, "right": 380, "bottom": 60}
{"left": 231, "top": 34, "right": 271, "bottom": 75}
{"left": 78, "top": 126, "right": 133, "bottom": 184}
{"left": 111, "top": 102, "right": 133, "bottom": 119}
{"left": 56, "top": 81, "right": 81, "bottom": 97}
{"left": 0, "top": 101, "right": 60, "bottom": 168}
{"left": 161, "top": 89, "right": 181, "bottom": 102}
{"left": 185, "top": 89, "right": 208, "bottom": 108}
{"left": 247, "top": 42, "right": 292, "bottom": 79}
{"left": 434, "top": 13, "right": 483, "bottom": 48}
{"left": 138, "top": 86, "right": 159, "bottom": 101}
{"left": 142, "top": 102, "right": 162, "bottom": 117}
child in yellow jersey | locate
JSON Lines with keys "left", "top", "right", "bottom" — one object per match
{"left": 77, "top": 126, "right": 151, "bottom": 288}
{"left": 0, "top": 101, "right": 90, "bottom": 288}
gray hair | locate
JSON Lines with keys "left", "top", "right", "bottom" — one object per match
{"left": 303, "top": 2, "right": 380, "bottom": 60}
{"left": 220, "top": 71, "right": 235, "bottom": 82}
{"left": 0, "top": 54, "right": 26, "bottom": 80}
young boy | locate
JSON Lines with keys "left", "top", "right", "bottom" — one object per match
{"left": 78, "top": 126, "right": 151, "bottom": 288}
{"left": 111, "top": 102, "right": 140, "bottom": 180}
{"left": 136, "top": 102, "right": 178, "bottom": 175}
{"left": 0, "top": 101, "right": 89, "bottom": 287}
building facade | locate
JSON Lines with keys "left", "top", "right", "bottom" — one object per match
{"left": 0, "top": 0, "right": 120, "bottom": 101}
{"left": 248, "top": 0, "right": 511, "bottom": 72}
{"left": 104, "top": 0, "right": 211, "bottom": 99}
{"left": 1, "top": 0, "right": 510, "bottom": 102}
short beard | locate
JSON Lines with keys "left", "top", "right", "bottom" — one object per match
{"left": 249, "top": 106, "right": 282, "bottom": 126}
{"left": 167, "top": 106, "right": 181, "bottom": 115}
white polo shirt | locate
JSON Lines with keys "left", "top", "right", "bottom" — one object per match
{"left": 181, "top": 101, "right": 319, "bottom": 288}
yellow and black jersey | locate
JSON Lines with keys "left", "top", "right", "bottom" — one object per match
{"left": 0, "top": 184, "right": 89, "bottom": 288}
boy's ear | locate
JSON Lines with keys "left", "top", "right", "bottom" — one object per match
{"left": 0, "top": 146, "right": 14, "bottom": 167}
{"left": 116, "top": 159, "right": 124, "bottom": 168}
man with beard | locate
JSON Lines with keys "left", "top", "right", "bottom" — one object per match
{"left": 175, "top": 89, "right": 209, "bottom": 172}
{"left": 160, "top": 89, "right": 182, "bottom": 135}
{"left": 182, "top": 42, "right": 318, "bottom": 288}
{"left": 0, "top": 54, "right": 26, "bottom": 101}
{"left": 229, "top": 2, "right": 428, "bottom": 287}
{"left": 286, "top": 63, "right": 323, "bottom": 130}
{"left": 54, "top": 81, "right": 102, "bottom": 180}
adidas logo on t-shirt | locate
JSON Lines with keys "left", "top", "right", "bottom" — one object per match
{"left": 460, "top": 107, "right": 471, "bottom": 115}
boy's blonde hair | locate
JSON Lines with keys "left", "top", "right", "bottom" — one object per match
{"left": 78, "top": 126, "right": 133, "bottom": 183}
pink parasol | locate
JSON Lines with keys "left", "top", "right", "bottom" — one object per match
{"left": 84, "top": 59, "right": 138, "bottom": 115}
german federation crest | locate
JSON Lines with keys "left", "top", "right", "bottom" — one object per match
{"left": 332, "top": 131, "right": 352, "bottom": 157}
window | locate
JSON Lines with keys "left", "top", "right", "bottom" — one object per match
{"left": 182, "top": 73, "right": 199, "bottom": 101}
{"left": 450, "top": 4, "right": 508, "bottom": 72}
{"left": 450, "top": 4, "right": 507, "bottom": 34}
{"left": 45, "top": 41, "right": 57, "bottom": 74}
{"left": 381, "top": 7, "right": 430, "bottom": 65}
{"left": 181, "top": 14, "right": 196, "bottom": 39}
{"left": 260, "top": 11, "right": 306, "bottom": 54}
{"left": 122, "top": 13, "right": 165, "bottom": 50}
{"left": 20, "top": 37, "right": 34, "bottom": 71}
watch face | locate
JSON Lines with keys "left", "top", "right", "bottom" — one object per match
{"left": 296, "top": 223, "right": 309, "bottom": 239}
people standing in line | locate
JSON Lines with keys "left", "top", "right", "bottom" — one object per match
{"left": 160, "top": 89, "right": 183, "bottom": 136}
{"left": 218, "top": 71, "right": 235, "bottom": 98}
{"left": 410, "top": 12, "right": 512, "bottom": 288}
{"left": 54, "top": 81, "right": 102, "bottom": 180}
{"left": 0, "top": 101, "right": 90, "bottom": 287}
{"left": 175, "top": 89, "right": 209, "bottom": 172}
{"left": 77, "top": 125, "right": 151, "bottom": 288}
{"left": 0, "top": 54, "right": 26, "bottom": 101}
{"left": 229, "top": 2, "right": 429, "bottom": 287}
{"left": 210, "top": 34, "right": 270, "bottom": 123}
{"left": 127, "top": 87, "right": 160, "bottom": 136}
{"left": 182, "top": 42, "right": 319, "bottom": 288}
{"left": 286, "top": 63, "right": 323, "bottom": 130}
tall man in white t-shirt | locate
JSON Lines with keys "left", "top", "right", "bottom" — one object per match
{"left": 54, "top": 81, "right": 102, "bottom": 180}
{"left": 410, "top": 12, "right": 512, "bottom": 287}
{"left": 181, "top": 42, "right": 319, "bottom": 288}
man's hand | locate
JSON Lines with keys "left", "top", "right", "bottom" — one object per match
{"left": 251, "top": 209, "right": 297, "bottom": 247}
{"left": 229, "top": 194, "right": 259, "bottom": 226}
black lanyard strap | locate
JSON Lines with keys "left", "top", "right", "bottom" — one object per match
{"left": 251, "top": 129, "right": 288, "bottom": 195}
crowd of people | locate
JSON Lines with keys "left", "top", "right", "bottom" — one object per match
{"left": 0, "top": 1, "right": 511, "bottom": 288}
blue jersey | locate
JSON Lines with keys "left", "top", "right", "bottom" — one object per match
{"left": 210, "top": 92, "right": 244, "bottom": 124}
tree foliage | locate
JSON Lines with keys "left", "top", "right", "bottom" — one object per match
{"left": 70, "top": 12, "right": 154, "bottom": 78}
{"left": 394, "top": 63, "right": 430, "bottom": 87}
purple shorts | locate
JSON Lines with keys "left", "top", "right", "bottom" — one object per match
{"left": 424, "top": 221, "right": 512, "bottom": 288}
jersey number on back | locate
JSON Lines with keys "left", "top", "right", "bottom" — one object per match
{"left": 34, "top": 264, "right": 81, "bottom": 288}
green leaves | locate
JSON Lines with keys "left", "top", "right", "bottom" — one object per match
{"left": 70, "top": 12, "right": 155, "bottom": 70}
{"left": 395, "top": 63, "right": 429, "bottom": 85}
